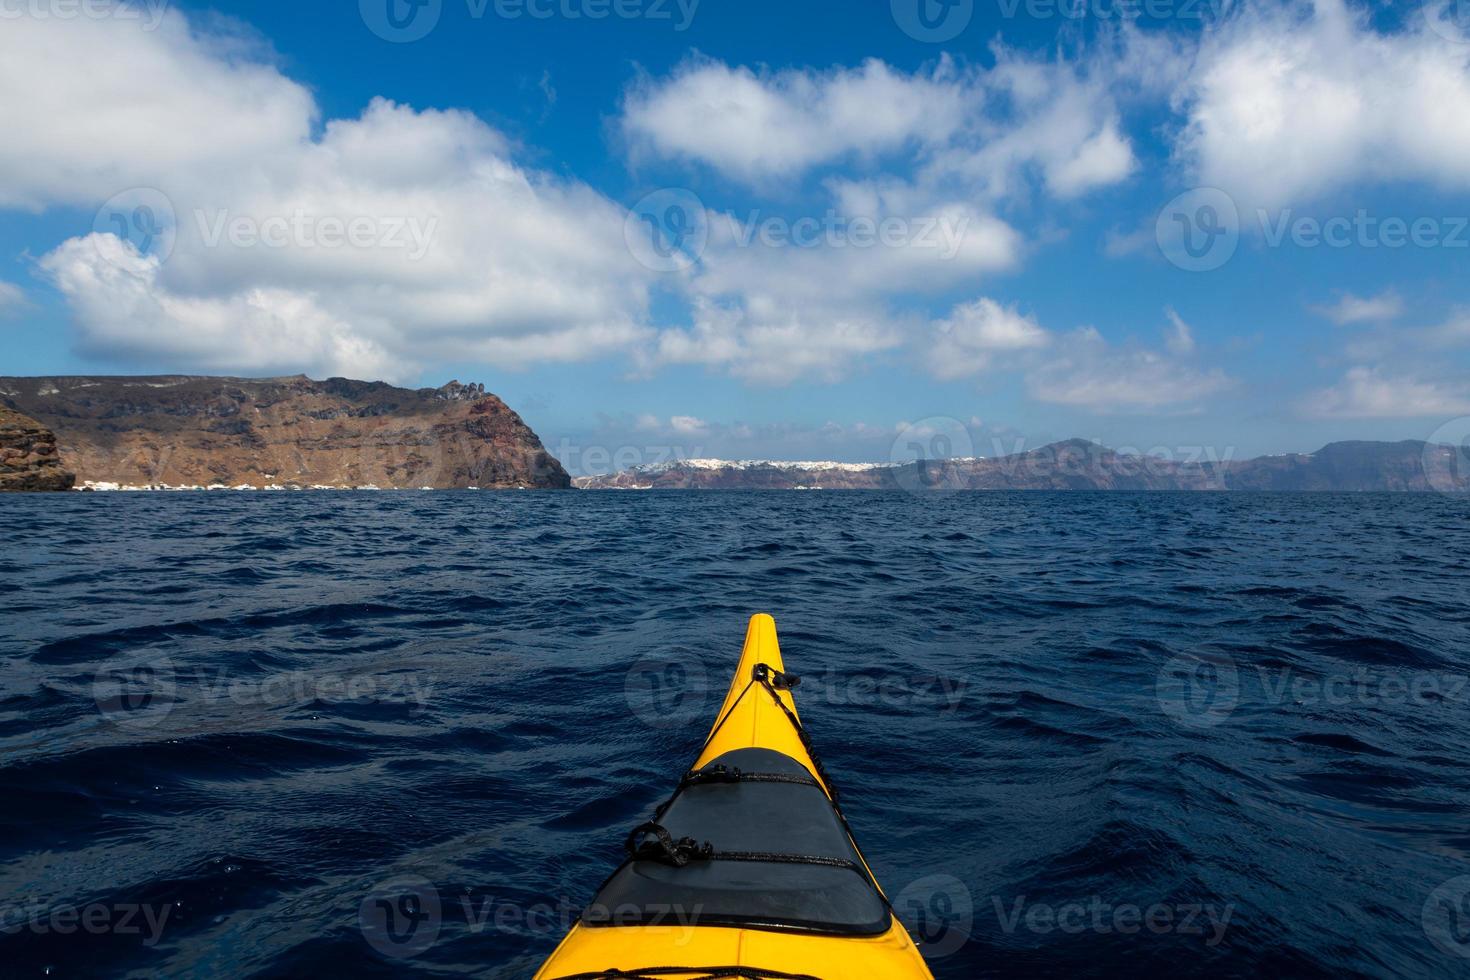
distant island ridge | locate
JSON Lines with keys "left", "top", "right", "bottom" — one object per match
{"left": 573, "top": 440, "right": 1470, "bottom": 492}
{"left": 0, "top": 375, "right": 1465, "bottom": 492}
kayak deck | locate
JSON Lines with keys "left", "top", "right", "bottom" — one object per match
{"left": 534, "top": 614, "right": 933, "bottom": 980}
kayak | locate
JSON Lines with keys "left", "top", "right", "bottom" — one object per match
{"left": 535, "top": 613, "right": 934, "bottom": 980}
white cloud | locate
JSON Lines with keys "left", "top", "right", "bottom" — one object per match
{"left": 622, "top": 57, "right": 972, "bottom": 183}
{"left": 922, "top": 51, "right": 1141, "bottom": 201}
{"left": 1164, "top": 308, "right": 1196, "bottom": 355}
{"left": 0, "top": 11, "right": 314, "bottom": 209}
{"left": 640, "top": 195, "right": 1021, "bottom": 383}
{"left": 652, "top": 297, "right": 903, "bottom": 386}
{"left": 0, "top": 281, "right": 27, "bottom": 316}
{"left": 925, "top": 298, "right": 1050, "bottom": 380}
{"left": 669, "top": 415, "right": 709, "bottom": 435}
{"left": 1301, "top": 366, "right": 1470, "bottom": 418}
{"left": 1101, "top": 225, "right": 1154, "bottom": 258}
{"left": 1175, "top": 0, "right": 1470, "bottom": 209}
{"left": 1422, "top": 310, "right": 1470, "bottom": 348}
{"left": 1027, "top": 324, "right": 1233, "bottom": 412}
{"left": 622, "top": 49, "right": 1142, "bottom": 201}
{"left": 7, "top": 11, "right": 655, "bottom": 378}
{"left": 695, "top": 201, "right": 1021, "bottom": 303}
{"left": 41, "top": 235, "right": 398, "bottom": 380}
{"left": 1339, "top": 305, "right": 1470, "bottom": 361}
{"left": 1313, "top": 290, "right": 1404, "bottom": 325}
{"left": 617, "top": 40, "right": 1168, "bottom": 386}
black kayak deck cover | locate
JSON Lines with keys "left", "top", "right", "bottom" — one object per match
{"left": 585, "top": 748, "right": 892, "bottom": 935}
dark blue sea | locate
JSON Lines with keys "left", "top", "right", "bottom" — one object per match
{"left": 3, "top": 491, "right": 1470, "bottom": 979}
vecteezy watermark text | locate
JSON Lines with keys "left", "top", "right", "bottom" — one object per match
{"left": 479, "top": 0, "right": 699, "bottom": 28}
{"left": 1, "top": 901, "right": 174, "bottom": 947}
{"left": 992, "top": 895, "right": 1234, "bottom": 946}
{"left": 194, "top": 209, "right": 438, "bottom": 261}
{"left": 94, "top": 659, "right": 435, "bottom": 730}
{"left": 997, "top": 0, "right": 1233, "bottom": 20}
{"left": 719, "top": 210, "right": 971, "bottom": 259}
{"left": 1157, "top": 188, "right": 1469, "bottom": 271}
{"left": 359, "top": 876, "right": 704, "bottom": 960}
{"left": 623, "top": 187, "right": 975, "bottom": 272}
{"left": 0, "top": 0, "right": 169, "bottom": 29}
{"left": 1158, "top": 653, "right": 1469, "bottom": 728}
{"left": 360, "top": 0, "right": 698, "bottom": 43}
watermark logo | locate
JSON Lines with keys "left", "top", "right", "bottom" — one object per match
{"left": 93, "top": 187, "right": 176, "bottom": 268}
{"left": 1423, "top": 0, "right": 1470, "bottom": 45}
{"left": 992, "top": 895, "right": 1234, "bottom": 945}
{"left": 1423, "top": 416, "right": 1470, "bottom": 493}
{"left": 1158, "top": 187, "right": 1468, "bottom": 271}
{"left": 360, "top": 875, "right": 442, "bottom": 959}
{"left": 360, "top": 0, "right": 442, "bottom": 42}
{"left": 625, "top": 188, "right": 708, "bottom": 273}
{"left": 624, "top": 655, "right": 708, "bottom": 729}
{"left": 93, "top": 656, "right": 176, "bottom": 731}
{"left": 891, "top": 0, "right": 973, "bottom": 42}
{"left": 1157, "top": 660, "right": 1464, "bottom": 728}
{"left": 894, "top": 874, "right": 973, "bottom": 958}
{"left": 1424, "top": 876, "right": 1470, "bottom": 959}
{"left": 890, "top": 416, "right": 975, "bottom": 493}
{"left": 1156, "top": 187, "right": 1239, "bottom": 272}
{"left": 1156, "top": 652, "right": 1239, "bottom": 728}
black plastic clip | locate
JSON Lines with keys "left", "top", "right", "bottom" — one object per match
{"left": 753, "top": 662, "right": 801, "bottom": 690}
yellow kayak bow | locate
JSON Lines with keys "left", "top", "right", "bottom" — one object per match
{"left": 534, "top": 614, "right": 934, "bottom": 980}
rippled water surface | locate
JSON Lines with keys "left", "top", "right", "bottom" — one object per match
{"left": 3, "top": 491, "right": 1470, "bottom": 979}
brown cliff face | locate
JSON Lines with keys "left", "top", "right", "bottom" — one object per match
{"left": 0, "top": 407, "right": 76, "bottom": 491}
{"left": 0, "top": 376, "right": 570, "bottom": 490}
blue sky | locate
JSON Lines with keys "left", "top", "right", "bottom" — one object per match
{"left": 2, "top": 0, "right": 1469, "bottom": 473}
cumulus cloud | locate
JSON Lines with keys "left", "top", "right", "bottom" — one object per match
{"left": 622, "top": 48, "right": 1143, "bottom": 201}
{"left": 622, "top": 57, "right": 972, "bottom": 183}
{"left": 1421, "top": 310, "right": 1470, "bottom": 348}
{"left": 639, "top": 194, "right": 1022, "bottom": 383}
{"left": 923, "top": 303, "right": 1230, "bottom": 411}
{"left": 1301, "top": 367, "right": 1470, "bottom": 418}
{"left": 0, "top": 11, "right": 314, "bottom": 209}
{"left": 921, "top": 50, "right": 1143, "bottom": 201}
{"left": 1027, "top": 321, "right": 1233, "bottom": 412}
{"left": 6, "top": 8, "right": 654, "bottom": 378}
{"left": 651, "top": 297, "right": 904, "bottom": 386}
{"left": 41, "top": 235, "right": 399, "bottom": 380}
{"left": 1336, "top": 302, "right": 1470, "bottom": 362}
{"left": 0, "top": 281, "right": 27, "bottom": 316}
{"left": 925, "top": 298, "right": 1050, "bottom": 380}
{"left": 1164, "top": 308, "right": 1196, "bottom": 355}
{"left": 1174, "top": 0, "right": 1470, "bottom": 210}
{"left": 1313, "top": 290, "right": 1404, "bottom": 325}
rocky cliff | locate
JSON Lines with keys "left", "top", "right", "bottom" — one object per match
{"left": 0, "top": 407, "right": 76, "bottom": 491}
{"left": 576, "top": 438, "right": 1470, "bottom": 492}
{"left": 0, "top": 376, "right": 570, "bottom": 490}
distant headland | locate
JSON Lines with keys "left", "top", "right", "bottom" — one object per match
{"left": 0, "top": 375, "right": 570, "bottom": 491}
